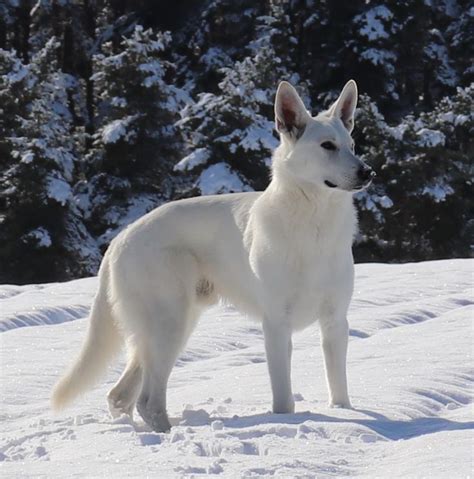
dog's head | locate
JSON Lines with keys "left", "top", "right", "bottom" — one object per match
{"left": 274, "top": 80, "right": 375, "bottom": 192}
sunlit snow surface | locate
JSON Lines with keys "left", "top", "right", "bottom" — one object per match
{"left": 1, "top": 260, "right": 473, "bottom": 478}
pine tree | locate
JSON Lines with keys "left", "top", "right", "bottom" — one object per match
{"left": 177, "top": 45, "right": 297, "bottom": 193}
{"left": 352, "top": 94, "right": 400, "bottom": 260}
{"left": 176, "top": 0, "right": 264, "bottom": 93}
{"left": 350, "top": 2, "right": 399, "bottom": 107}
{"left": 294, "top": 0, "right": 363, "bottom": 109}
{"left": 0, "top": 0, "right": 472, "bottom": 283}
{"left": 83, "top": 25, "right": 187, "bottom": 246}
{"left": 446, "top": 0, "right": 474, "bottom": 86}
{"left": 354, "top": 84, "right": 474, "bottom": 262}
{"left": 1, "top": 0, "right": 33, "bottom": 61}
{"left": 176, "top": 2, "right": 305, "bottom": 195}
{"left": 403, "top": 83, "right": 474, "bottom": 259}
{"left": 0, "top": 39, "right": 100, "bottom": 283}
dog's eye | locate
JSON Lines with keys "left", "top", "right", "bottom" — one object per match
{"left": 321, "top": 141, "right": 337, "bottom": 151}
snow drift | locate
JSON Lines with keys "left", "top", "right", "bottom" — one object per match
{"left": 0, "top": 259, "right": 472, "bottom": 478}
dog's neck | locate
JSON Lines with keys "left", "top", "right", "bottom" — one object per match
{"left": 257, "top": 143, "right": 356, "bottom": 245}
{"left": 267, "top": 142, "right": 352, "bottom": 210}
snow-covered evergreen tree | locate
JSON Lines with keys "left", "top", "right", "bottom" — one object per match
{"left": 176, "top": 3, "right": 303, "bottom": 194}
{"left": 352, "top": 94, "right": 397, "bottom": 260}
{"left": 0, "top": 1, "right": 472, "bottom": 282}
{"left": 177, "top": 0, "right": 263, "bottom": 93}
{"left": 354, "top": 84, "right": 474, "bottom": 261}
{"left": 83, "top": 25, "right": 187, "bottom": 246}
{"left": 402, "top": 83, "right": 474, "bottom": 259}
{"left": 446, "top": 0, "right": 474, "bottom": 86}
{"left": 350, "top": 2, "right": 399, "bottom": 105}
{"left": 0, "top": 40, "right": 100, "bottom": 283}
{"left": 177, "top": 49, "right": 285, "bottom": 194}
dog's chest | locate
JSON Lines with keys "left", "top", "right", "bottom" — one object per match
{"left": 281, "top": 247, "right": 338, "bottom": 325}
{"left": 250, "top": 200, "right": 355, "bottom": 327}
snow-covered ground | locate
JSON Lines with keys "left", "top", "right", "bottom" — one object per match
{"left": 1, "top": 259, "right": 473, "bottom": 478}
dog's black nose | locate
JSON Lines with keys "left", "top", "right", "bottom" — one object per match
{"left": 357, "top": 165, "right": 375, "bottom": 182}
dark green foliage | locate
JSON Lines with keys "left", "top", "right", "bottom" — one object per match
{"left": 0, "top": 41, "right": 100, "bottom": 283}
{"left": 177, "top": 48, "right": 288, "bottom": 193}
{"left": 0, "top": 0, "right": 472, "bottom": 283}
{"left": 354, "top": 85, "right": 473, "bottom": 261}
{"left": 84, "top": 26, "right": 185, "bottom": 243}
{"left": 176, "top": 3, "right": 310, "bottom": 193}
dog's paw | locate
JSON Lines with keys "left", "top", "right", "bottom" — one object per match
{"left": 329, "top": 400, "right": 352, "bottom": 409}
{"left": 272, "top": 400, "right": 295, "bottom": 414}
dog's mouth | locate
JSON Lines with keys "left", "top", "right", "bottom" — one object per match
{"left": 352, "top": 173, "right": 376, "bottom": 191}
{"left": 325, "top": 172, "right": 375, "bottom": 191}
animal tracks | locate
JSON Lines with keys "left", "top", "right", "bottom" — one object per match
{"left": 1, "top": 260, "right": 472, "bottom": 477}
{"left": 0, "top": 414, "right": 98, "bottom": 462}
{"left": 1, "top": 427, "right": 62, "bottom": 462}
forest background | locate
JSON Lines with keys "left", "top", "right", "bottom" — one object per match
{"left": 1, "top": 0, "right": 472, "bottom": 283}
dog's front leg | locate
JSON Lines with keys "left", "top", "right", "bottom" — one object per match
{"left": 263, "top": 319, "right": 295, "bottom": 414}
{"left": 319, "top": 316, "right": 351, "bottom": 408}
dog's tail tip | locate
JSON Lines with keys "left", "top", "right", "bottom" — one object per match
{"left": 50, "top": 262, "right": 122, "bottom": 412}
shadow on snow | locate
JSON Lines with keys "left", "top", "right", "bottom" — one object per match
{"left": 216, "top": 409, "right": 474, "bottom": 441}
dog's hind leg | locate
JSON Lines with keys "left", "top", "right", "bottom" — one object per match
{"left": 107, "top": 351, "right": 142, "bottom": 419}
{"left": 134, "top": 251, "right": 201, "bottom": 432}
{"left": 136, "top": 301, "right": 198, "bottom": 432}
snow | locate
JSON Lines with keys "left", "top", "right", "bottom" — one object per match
{"left": 440, "top": 112, "right": 470, "bottom": 126}
{"left": 97, "top": 195, "right": 160, "bottom": 248}
{"left": 454, "top": 114, "right": 469, "bottom": 125}
{"left": 356, "top": 191, "right": 393, "bottom": 222}
{"left": 0, "top": 259, "right": 472, "bottom": 477}
{"left": 174, "top": 148, "right": 211, "bottom": 172}
{"left": 138, "top": 60, "right": 165, "bottom": 88}
{"left": 45, "top": 148, "right": 75, "bottom": 183}
{"left": 47, "top": 176, "right": 72, "bottom": 205}
{"left": 29, "top": 0, "right": 41, "bottom": 17}
{"left": 200, "top": 47, "right": 232, "bottom": 70}
{"left": 197, "top": 163, "right": 253, "bottom": 195}
{"left": 22, "top": 227, "right": 52, "bottom": 249}
{"left": 360, "top": 49, "right": 397, "bottom": 72}
{"left": 416, "top": 128, "right": 446, "bottom": 147}
{"left": 355, "top": 6, "right": 393, "bottom": 41}
{"left": 303, "top": 13, "right": 319, "bottom": 29}
{"left": 20, "top": 151, "right": 34, "bottom": 164}
{"left": 237, "top": 123, "right": 278, "bottom": 152}
{"left": 214, "top": 123, "right": 277, "bottom": 155}
{"left": 6, "top": 61, "right": 28, "bottom": 84}
{"left": 101, "top": 116, "right": 137, "bottom": 144}
{"left": 110, "top": 97, "right": 127, "bottom": 108}
{"left": 388, "top": 123, "right": 409, "bottom": 140}
{"left": 422, "top": 183, "right": 454, "bottom": 202}
{"left": 423, "top": 34, "right": 457, "bottom": 87}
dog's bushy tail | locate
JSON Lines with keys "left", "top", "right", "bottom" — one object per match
{"left": 51, "top": 260, "right": 122, "bottom": 411}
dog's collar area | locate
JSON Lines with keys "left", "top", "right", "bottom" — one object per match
{"left": 324, "top": 180, "right": 338, "bottom": 188}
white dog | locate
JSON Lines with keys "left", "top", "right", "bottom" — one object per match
{"left": 52, "top": 80, "right": 374, "bottom": 432}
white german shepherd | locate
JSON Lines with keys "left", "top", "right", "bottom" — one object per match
{"left": 52, "top": 80, "right": 374, "bottom": 432}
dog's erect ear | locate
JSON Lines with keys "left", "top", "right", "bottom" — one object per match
{"left": 275, "top": 81, "right": 310, "bottom": 138}
{"left": 327, "top": 80, "right": 358, "bottom": 133}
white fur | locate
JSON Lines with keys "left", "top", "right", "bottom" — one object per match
{"left": 52, "top": 80, "right": 373, "bottom": 432}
